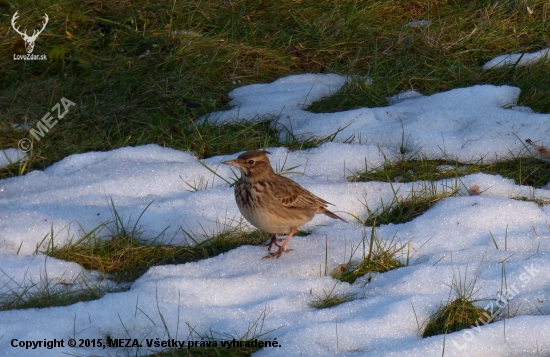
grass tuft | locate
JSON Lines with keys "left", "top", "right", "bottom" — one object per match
{"left": 359, "top": 181, "right": 459, "bottom": 227}
{"left": 338, "top": 226, "right": 405, "bottom": 284}
{"left": 422, "top": 255, "right": 493, "bottom": 338}
{"left": 0, "top": 272, "right": 107, "bottom": 311}
{"left": 422, "top": 297, "right": 490, "bottom": 338}
{"left": 309, "top": 283, "right": 356, "bottom": 309}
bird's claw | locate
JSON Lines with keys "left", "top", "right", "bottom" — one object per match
{"left": 262, "top": 248, "right": 293, "bottom": 259}
{"left": 263, "top": 237, "right": 284, "bottom": 251}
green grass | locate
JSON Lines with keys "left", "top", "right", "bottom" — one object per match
{"left": 351, "top": 153, "right": 550, "bottom": 189}
{"left": 365, "top": 187, "right": 458, "bottom": 227}
{"left": 309, "top": 283, "right": 356, "bottom": 309}
{"left": 337, "top": 226, "right": 406, "bottom": 284}
{"left": 2, "top": 0, "right": 550, "bottom": 181}
{"left": 338, "top": 248, "right": 404, "bottom": 284}
{"left": 43, "top": 225, "right": 312, "bottom": 286}
{"left": 354, "top": 178, "right": 460, "bottom": 227}
{"left": 45, "top": 224, "right": 271, "bottom": 284}
{"left": 422, "top": 255, "right": 493, "bottom": 338}
{"left": 422, "top": 296, "right": 491, "bottom": 338}
{"left": 0, "top": 271, "right": 107, "bottom": 311}
{"left": 349, "top": 151, "right": 550, "bottom": 224}
{"left": 0, "top": 223, "right": 270, "bottom": 312}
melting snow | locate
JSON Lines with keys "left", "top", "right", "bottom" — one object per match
{"left": 1, "top": 73, "right": 550, "bottom": 356}
{"left": 483, "top": 47, "right": 550, "bottom": 70}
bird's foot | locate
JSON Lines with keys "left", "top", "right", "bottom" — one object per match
{"left": 263, "top": 236, "right": 284, "bottom": 251}
{"left": 262, "top": 247, "right": 293, "bottom": 259}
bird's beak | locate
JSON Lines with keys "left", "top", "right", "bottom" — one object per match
{"left": 222, "top": 159, "right": 240, "bottom": 168}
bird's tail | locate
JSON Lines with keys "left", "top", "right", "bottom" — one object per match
{"left": 322, "top": 208, "right": 347, "bottom": 223}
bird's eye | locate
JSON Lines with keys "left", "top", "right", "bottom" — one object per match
{"left": 248, "top": 159, "right": 255, "bottom": 165}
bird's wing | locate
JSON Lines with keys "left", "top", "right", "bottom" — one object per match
{"left": 271, "top": 176, "right": 331, "bottom": 209}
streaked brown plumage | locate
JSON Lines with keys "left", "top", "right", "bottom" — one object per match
{"left": 223, "top": 150, "right": 346, "bottom": 259}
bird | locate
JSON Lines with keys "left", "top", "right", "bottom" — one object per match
{"left": 222, "top": 150, "right": 346, "bottom": 259}
{"left": 526, "top": 138, "right": 550, "bottom": 158}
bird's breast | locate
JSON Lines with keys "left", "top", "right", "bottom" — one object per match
{"left": 234, "top": 181, "right": 316, "bottom": 234}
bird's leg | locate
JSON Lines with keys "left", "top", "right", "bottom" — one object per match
{"left": 263, "top": 234, "right": 284, "bottom": 251}
{"left": 263, "top": 227, "right": 296, "bottom": 259}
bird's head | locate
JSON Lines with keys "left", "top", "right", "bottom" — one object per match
{"left": 222, "top": 150, "right": 274, "bottom": 179}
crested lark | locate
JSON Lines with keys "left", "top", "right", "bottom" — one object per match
{"left": 223, "top": 150, "right": 346, "bottom": 259}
